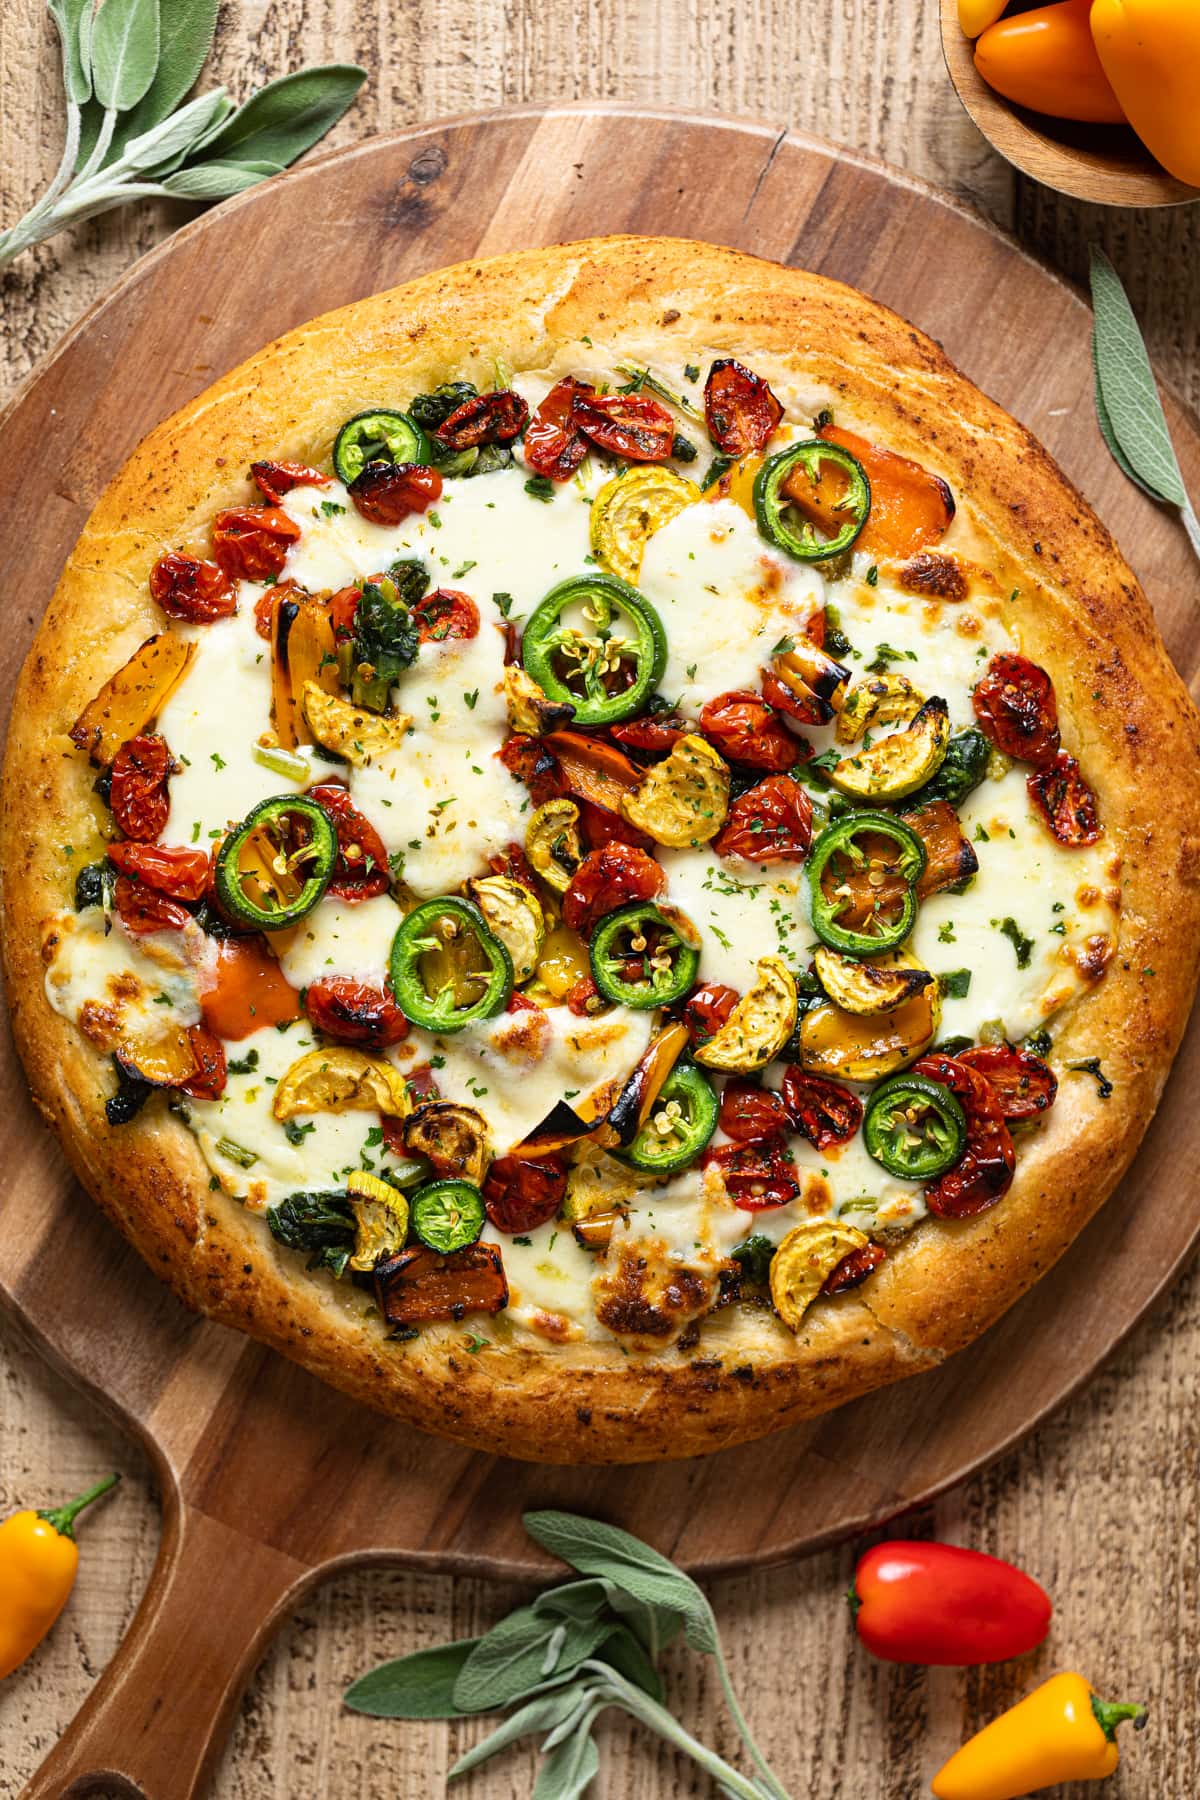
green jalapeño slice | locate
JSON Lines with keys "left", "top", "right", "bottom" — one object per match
{"left": 389, "top": 897, "right": 513, "bottom": 1032}
{"left": 621, "top": 1063, "right": 718, "bottom": 1174}
{"left": 806, "top": 812, "right": 927, "bottom": 957}
{"left": 754, "top": 440, "right": 871, "bottom": 562}
{"left": 521, "top": 573, "right": 666, "bottom": 726}
{"left": 409, "top": 1179, "right": 486, "bottom": 1253}
{"left": 589, "top": 902, "right": 700, "bottom": 1010}
{"left": 214, "top": 795, "right": 338, "bottom": 930}
{"left": 864, "top": 1073, "right": 967, "bottom": 1180}
{"left": 332, "top": 409, "right": 433, "bottom": 485}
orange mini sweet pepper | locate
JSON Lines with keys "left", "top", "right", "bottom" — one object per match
{"left": 974, "top": 0, "right": 1127, "bottom": 123}
{"left": 1090, "top": 0, "right": 1200, "bottom": 186}
{"left": 931, "top": 1671, "right": 1147, "bottom": 1800}
{"left": 0, "top": 1475, "right": 120, "bottom": 1680}
{"left": 958, "top": 0, "right": 1007, "bottom": 35}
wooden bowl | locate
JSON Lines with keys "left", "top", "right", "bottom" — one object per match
{"left": 939, "top": 0, "right": 1200, "bottom": 207}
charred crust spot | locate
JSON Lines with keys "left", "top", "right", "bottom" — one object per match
{"left": 899, "top": 552, "right": 968, "bottom": 602}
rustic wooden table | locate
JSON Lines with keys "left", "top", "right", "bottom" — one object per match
{"left": 1, "top": 3, "right": 1197, "bottom": 1796}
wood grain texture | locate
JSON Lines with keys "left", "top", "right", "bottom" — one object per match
{"left": 1, "top": 8, "right": 1198, "bottom": 1800}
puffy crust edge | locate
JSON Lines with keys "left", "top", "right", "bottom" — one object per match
{"left": 3, "top": 236, "right": 1198, "bottom": 1462}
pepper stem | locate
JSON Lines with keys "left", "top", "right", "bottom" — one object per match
{"left": 38, "top": 1472, "right": 121, "bottom": 1540}
{"left": 1091, "top": 1696, "right": 1149, "bottom": 1742}
{"left": 845, "top": 1584, "right": 862, "bottom": 1621}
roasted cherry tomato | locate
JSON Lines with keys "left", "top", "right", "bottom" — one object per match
{"left": 561, "top": 843, "right": 666, "bottom": 936}
{"left": 972, "top": 652, "right": 1060, "bottom": 767}
{"left": 434, "top": 390, "right": 529, "bottom": 449}
{"left": 699, "top": 690, "right": 798, "bottom": 771}
{"left": 609, "top": 714, "right": 689, "bottom": 755}
{"left": 958, "top": 1044, "right": 1058, "bottom": 1121}
{"left": 488, "top": 841, "right": 540, "bottom": 888}
{"left": 310, "top": 782, "right": 391, "bottom": 901}
{"left": 572, "top": 390, "right": 675, "bottom": 461}
{"left": 524, "top": 377, "right": 592, "bottom": 480}
{"left": 498, "top": 734, "right": 568, "bottom": 806}
{"left": 211, "top": 505, "right": 301, "bottom": 582}
{"left": 852, "top": 1540, "right": 1052, "bottom": 1666}
{"left": 114, "top": 875, "right": 191, "bottom": 935}
{"left": 304, "top": 977, "right": 408, "bottom": 1047}
{"left": 780, "top": 1068, "right": 864, "bottom": 1150}
{"left": 412, "top": 587, "right": 480, "bottom": 644}
{"left": 577, "top": 798, "right": 652, "bottom": 852}
{"left": 325, "top": 582, "right": 362, "bottom": 640}
{"left": 565, "top": 974, "right": 603, "bottom": 1016}
{"left": 704, "top": 1136, "right": 800, "bottom": 1209}
{"left": 180, "top": 1024, "right": 228, "bottom": 1101}
{"left": 912, "top": 1053, "right": 1015, "bottom": 1217}
{"left": 106, "top": 842, "right": 210, "bottom": 901}
{"left": 704, "top": 359, "right": 783, "bottom": 457}
{"left": 1027, "top": 751, "right": 1102, "bottom": 847}
{"left": 682, "top": 981, "right": 739, "bottom": 1049}
{"left": 109, "top": 733, "right": 172, "bottom": 842}
{"left": 347, "top": 461, "right": 442, "bottom": 526}
{"left": 822, "top": 1241, "right": 887, "bottom": 1295}
{"left": 718, "top": 1078, "right": 793, "bottom": 1143}
{"left": 483, "top": 1152, "right": 568, "bottom": 1233}
{"left": 714, "top": 773, "right": 813, "bottom": 863}
{"left": 249, "top": 460, "right": 330, "bottom": 503}
{"left": 149, "top": 551, "right": 236, "bottom": 623}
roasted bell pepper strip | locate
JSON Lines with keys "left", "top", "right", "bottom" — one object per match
{"left": 931, "top": 1672, "right": 1146, "bottom": 1799}
{"left": 807, "top": 813, "right": 926, "bottom": 955}
{"left": 755, "top": 440, "right": 871, "bottom": 561}
{"left": 522, "top": 575, "right": 666, "bottom": 726}
{"left": 197, "top": 938, "right": 303, "bottom": 1039}
{"left": 817, "top": 423, "right": 955, "bottom": 559}
{"left": 974, "top": 0, "right": 1127, "bottom": 124}
{"left": 374, "top": 1242, "right": 508, "bottom": 1325}
{"left": 389, "top": 897, "right": 513, "bottom": 1031}
{"left": 214, "top": 796, "right": 337, "bottom": 930}
{"left": 0, "top": 1475, "right": 120, "bottom": 1679}
{"left": 1091, "top": 0, "right": 1200, "bottom": 187}
{"left": 542, "top": 730, "right": 645, "bottom": 811}
{"left": 853, "top": 1540, "right": 1052, "bottom": 1667}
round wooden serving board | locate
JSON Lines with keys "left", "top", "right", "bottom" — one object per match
{"left": 2, "top": 105, "right": 1198, "bottom": 1799}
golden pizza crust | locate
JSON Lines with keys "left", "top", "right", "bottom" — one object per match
{"left": 3, "top": 236, "right": 1198, "bottom": 1462}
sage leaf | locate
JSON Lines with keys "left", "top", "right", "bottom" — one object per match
{"left": 111, "top": 88, "right": 233, "bottom": 180}
{"left": 595, "top": 1623, "right": 664, "bottom": 1702}
{"left": 448, "top": 1686, "right": 589, "bottom": 1780}
{"left": 162, "top": 158, "right": 283, "bottom": 199}
{"left": 1090, "top": 246, "right": 1188, "bottom": 508}
{"left": 91, "top": 0, "right": 161, "bottom": 113}
{"left": 524, "top": 1510, "right": 719, "bottom": 1655}
{"left": 531, "top": 1713, "right": 602, "bottom": 1800}
{"left": 83, "top": 0, "right": 220, "bottom": 172}
{"left": 453, "top": 1605, "right": 615, "bottom": 1714}
{"left": 533, "top": 1578, "right": 612, "bottom": 1624}
{"left": 191, "top": 64, "right": 366, "bottom": 168}
{"left": 1093, "top": 354, "right": 1161, "bottom": 501}
{"left": 48, "top": 0, "right": 94, "bottom": 105}
{"left": 343, "top": 1636, "right": 480, "bottom": 1718}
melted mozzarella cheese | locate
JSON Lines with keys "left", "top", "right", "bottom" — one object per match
{"left": 658, "top": 849, "right": 807, "bottom": 991}
{"left": 912, "top": 767, "right": 1118, "bottom": 1043}
{"left": 427, "top": 1003, "right": 654, "bottom": 1154}
{"left": 277, "top": 892, "right": 403, "bottom": 988}
{"left": 43, "top": 908, "right": 200, "bottom": 1044}
{"left": 639, "top": 499, "right": 824, "bottom": 711}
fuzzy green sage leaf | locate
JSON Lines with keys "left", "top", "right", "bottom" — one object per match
{"left": 1090, "top": 245, "right": 1200, "bottom": 562}
{"left": 343, "top": 1636, "right": 480, "bottom": 1719}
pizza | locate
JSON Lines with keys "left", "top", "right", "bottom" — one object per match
{"left": 4, "top": 237, "right": 1198, "bottom": 1464}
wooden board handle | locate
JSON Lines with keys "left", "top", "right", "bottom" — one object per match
{"left": 21, "top": 1500, "right": 310, "bottom": 1800}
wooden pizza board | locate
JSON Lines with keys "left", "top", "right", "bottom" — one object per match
{"left": 1, "top": 105, "right": 1197, "bottom": 1799}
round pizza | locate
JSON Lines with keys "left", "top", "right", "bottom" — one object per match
{"left": 4, "top": 237, "right": 1198, "bottom": 1463}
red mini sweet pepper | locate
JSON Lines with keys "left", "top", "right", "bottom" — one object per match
{"left": 851, "top": 1541, "right": 1052, "bottom": 1665}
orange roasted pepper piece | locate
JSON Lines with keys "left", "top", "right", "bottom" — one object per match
{"left": 802, "top": 424, "right": 955, "bottom": 560}
{"left": 1091, "top": 0, "right": 1200, "bottom": 186}
{"left": 974, "top": 0, "right": 1126, "bottom": 123}
{"left": 932, "top": 1672, "right": 1147, "bottom": 1800}
{"left": 198, "top": 936, "right": 303, "bottom": 1039}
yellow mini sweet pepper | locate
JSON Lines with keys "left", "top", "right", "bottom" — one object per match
{"left": 958, "top": 0, "right": 1007, "bottom": 36}
{"left": 974, "top": 0, "right": 1127, "bottom": 124}
{"left": 932, "top": 1672, "right": 1147, "bottom": 1800}
{"left": 0, "top": 1474, "right": 120, "bottom": 1679}
{"left": 1090, "top": 0, "right": 1200, "bottom": 186}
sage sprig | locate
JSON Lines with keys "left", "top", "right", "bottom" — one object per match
{"left": 1089, "top": 246, "right": 1200, "bottom": 564}
{"left": 345, "top": 1509, "right": 795, "bottom": 1800}
{"left": 0, "top": 0, "right": 365, "bottom": 272}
